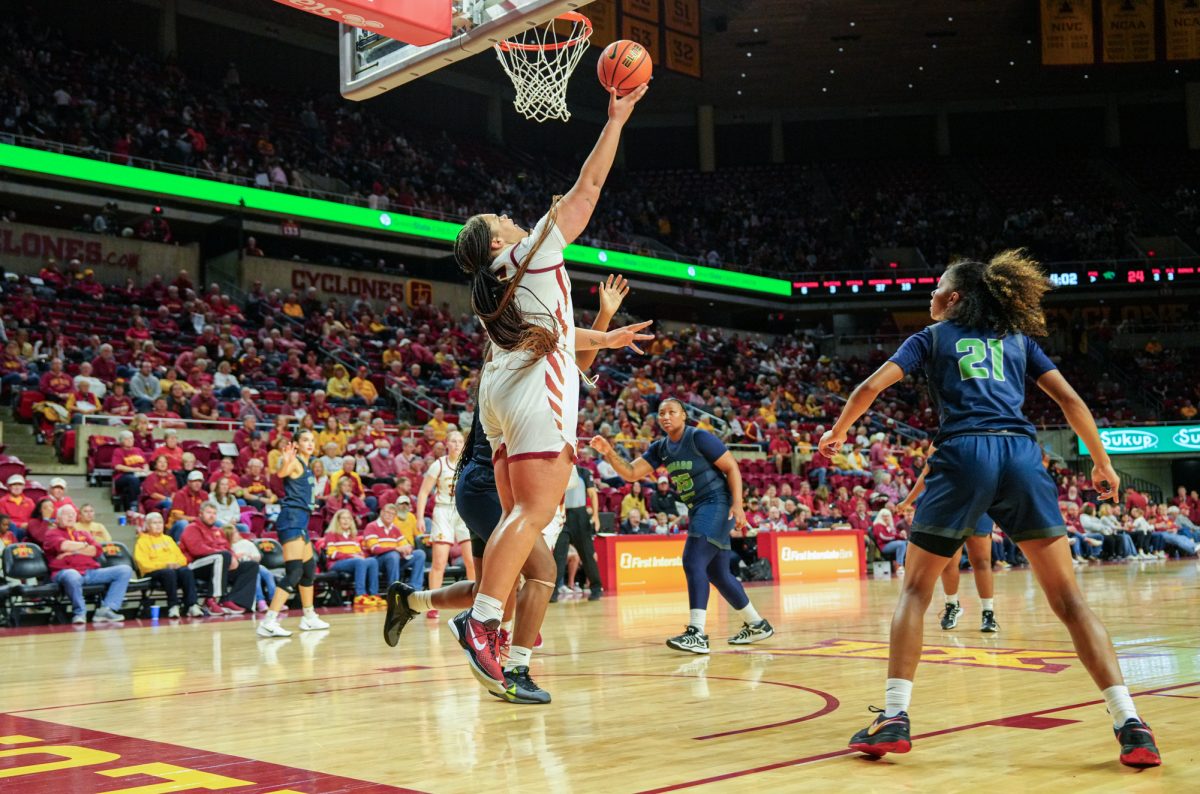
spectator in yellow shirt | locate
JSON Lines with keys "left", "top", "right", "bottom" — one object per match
{"left": 326, "top": 364, "right": 354, "bottom": 400}
{"left": 134, "top": 512, "right": 201, "bottom": 618}
{"left": 282, "top": 292, "right": 304, "bottom": 319}
{"left": 351, "top": 365, "right": 380, "bottom": 406}
{"left": 317, "top": 416, "right": 349, "bottom": 455}
{"left": 424, "top": 407, "right": 451, "bottom": 442}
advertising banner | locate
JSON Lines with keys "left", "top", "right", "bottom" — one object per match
{"left": 1078, "top": 425, "right": 1200, "bottom": 456}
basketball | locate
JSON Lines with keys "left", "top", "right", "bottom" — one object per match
{"left": 596, "top": 40, "right": 652, "bottom": 96}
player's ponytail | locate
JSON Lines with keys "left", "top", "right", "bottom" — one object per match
{"left": 944, "top": 249, "right": 1049, "bottom": 336}
{"left": 454, "top": 202, "right": 562, "bottom": 358}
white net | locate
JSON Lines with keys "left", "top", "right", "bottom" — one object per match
{"left": 494, "top": 14, "right": 592, "bottom": 123}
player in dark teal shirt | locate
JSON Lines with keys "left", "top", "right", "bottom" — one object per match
{"left": 821, "top": 251, "right": 1160, "bottom": 768}
{"left": 591, "top": 399, "right": 774, "bottom": 654}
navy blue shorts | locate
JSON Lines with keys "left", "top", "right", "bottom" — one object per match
{"left": 912, "top": 434, "right": 1065, "bottom": 549}
{"left": 275, "top": 507, "right": 311, "bottom": 545}
{"left": 973, "top": 514, "right": 994, "bottom": 537}
{"left": 455, "top": 461, "right": 501, "bottom": 559}
{"left": 687, "top": 499, "right": 734, "bottom": 551}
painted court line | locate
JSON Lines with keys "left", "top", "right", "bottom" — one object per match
{"left": 636, "top": 680, "right": 1198, "bottom": 793}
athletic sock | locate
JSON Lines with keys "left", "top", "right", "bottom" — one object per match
{"left": 946, "top": 595, "right": 959, "bottom": 607}
{"left": 980, "top": 598, "right": 994, "bottom": 612}
{"left": 884, "top": 678, "right": 913, "bottom": 718}
{"left": 264, "top": 610, "right": 279, "bottom": 625}
{"left": 302, "top": 606, "right": 318, "bottom": 619}
{"left": 407, "top": 590, "right": 433, "bottom": 613}
{"left": 500, "top": 619, "right": 514, "bottom": 635}
{"left": 738, "top": 603, "right": 763, "bottom": 625}
{"left": 1102, "top": 685, "right": 1139, "bottom": 728}
{"left": 505, "top": 645, "right": 532, "bottom": 670}
{"left": 471, "top": 593, "right": 504, "bottom": 624}
{"left": 689, "top": 608, "right": 707, "bottom": 632}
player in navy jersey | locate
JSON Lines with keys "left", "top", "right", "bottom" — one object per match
{"left": 591, "top": 398, "right": 774, "bottom": 653}
{"left": 821, "top": 251, "right": 1160, "bottom": 768}
{"left": 898, "top": 461, "right": 1000, "bottom": 633}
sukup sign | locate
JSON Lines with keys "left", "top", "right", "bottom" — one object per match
{"left": 1079, "top": 424, "right": 1200, "bottom": 455}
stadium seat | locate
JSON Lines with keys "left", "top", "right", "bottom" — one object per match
{"left": 2, "top": 544, "right": 67, "bottom": 626}
{"left": 100, "top": 542, "right": 151, "bottom": 614}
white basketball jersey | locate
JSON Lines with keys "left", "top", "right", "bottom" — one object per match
{"left": 431, "top": 455, "right": 456, "bottom": 505}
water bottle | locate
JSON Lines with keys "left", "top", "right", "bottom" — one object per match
{"left": 118, "top": 515, "right": 127, "bottom": 526}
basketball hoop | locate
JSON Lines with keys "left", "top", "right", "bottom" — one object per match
{"left": 494, "top": 12, "right": 592, "bottom": 123}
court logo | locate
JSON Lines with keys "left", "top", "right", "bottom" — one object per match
{"left": 1172, "top": 426, "right": 1200, "bottom": 450}
{"left": 1099, "top": 428, "right": 1158, "bottom": 452}
{"left": 783, "top": 639, "right": 1077, "bottom": 673}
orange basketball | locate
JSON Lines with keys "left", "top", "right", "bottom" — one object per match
{"left": 596, "top": 40, "right": 653, "bottom": 96}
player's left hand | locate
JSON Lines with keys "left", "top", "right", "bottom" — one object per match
{"left": 598, "top": 274, "right": 630, "bottom": 318}
{"left": 1092, "top": 460, "right": 1121, "bottom": 503}
{"left": 818, "top": 429, "right": 845, "bottom": 458}
{"left": 604, "top": 320, "right": 654, "bottom": 354}
{"left": 730, "top": 504, "right": 749, "bottom": 531}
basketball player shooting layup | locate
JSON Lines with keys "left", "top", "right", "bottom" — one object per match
{"left": 449, "top": 84, "right": 653, "bottom": 694}
{"left": 820, "top": 251, "right": 1161, "bottom": 768}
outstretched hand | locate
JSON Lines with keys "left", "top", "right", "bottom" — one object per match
{"left": 598, "top": 274, "right": 630, "bottom": 318}
{"left": 589, "top": 436, "right": 614, "bottom": 457}
{"left": 604, "top": 320, "right": 654, "bottom": 354}
{"left": 1092, "top": 461, "right": 1121, "bottom": 503}
{"left": 608, "top": 83, "right": 649, "bottom": 124}
{"left": 818, "top": 429, "right": 846, "bottom": 459}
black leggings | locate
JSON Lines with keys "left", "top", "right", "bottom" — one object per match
{"left": 682, "top": 535, "right": 749, "bottom": 611}
{"left": 149, "top": 566, "right": 197, "bottom": 607}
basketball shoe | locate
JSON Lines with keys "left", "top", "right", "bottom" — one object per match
{"left": 980, "top": 610, "right": 999, "bottom": 633}
{"left": 666, "top": 625, "right": 710, "bottom": 654}
{"left": 489, "top": 666, "right": 552, "bottom": 705}
{"left": 939, "top": 602, "right": 961, "bottom": 630}
{"left": 1115, "top": 718, "right": 1162, "bottom": 767}
{"left": 449, "top": 610, "right": 505, "bottom": 692}
{"left": 383, "top": 582, "right": 417, "bottom": 648}
{"left": 728, "top": 619, "right": 775, "bottom": 645}
{"left": 849, "top": 707, "right": 912, "bottom": 757}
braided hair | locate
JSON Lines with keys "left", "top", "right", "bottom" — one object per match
{"left": 454, "top": 202, "right": 562, "bottom": 358}
{"left": 943, "top": 249, "right": 1050, "bottom": 337}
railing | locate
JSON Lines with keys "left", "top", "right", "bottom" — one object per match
{"left": 1062, "top": 459, "right": 1164, "bottom": 505}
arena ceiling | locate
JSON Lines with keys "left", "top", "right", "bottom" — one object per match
{"left": 204, "top": 0, "right": 1195, "bottom": 114}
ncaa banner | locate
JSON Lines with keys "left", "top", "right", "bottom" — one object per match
{"left": 1079, "top": 424, "right": 1200, "bottom": 456}
{"left": 1042, "top": 0, "right": 1095, "bottom": 65}
{"left": 1166, "top": 0, "right": 1200, "bottom": 61}
{"left": 1103, "top": 0, "right": 1155, "bottom": 63}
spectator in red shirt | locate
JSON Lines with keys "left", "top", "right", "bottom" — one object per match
{"left": 44, "top": 504, "right": 132, "bottom": 624}
{"left": 326, "top": 476, "right": 369, "bottom": 524}
{"left": 150, "top": 306, "right": 179, "bottom": 336}
{"left": 102, "top": 380, "right": 135, "bottom": 418}
{"left": 38, "top": 358, "right": 74, "bottom": 403}
{"left": 1125, "top": 488, "right": 1148, "bottom": 513}
{"left": 178, "top": 502, "right": 257, "bottom": 614}
{"left": 308, "top": 389, "right": 332, "bottom": 423}
{"left": 206, "top": 458, "right": 240, "bottom": 493}
{"left": 170, "top": 470, "right": 209, "bottom": 538}
{"left": 236, "top": 434, "right": 269, "bottom": 473}
{"left": 768, "top": 430, "right": 792, "bottom": 474}
{"left": 238, "top": 458, "right": 279, "bottom": 511}
{"left": 141, "top": 455, "right": 177, "bottom": 513}
{"left": 113, "top": 430, "right": 151, "bottom": 512}
{"left": 26, "top": 498, "right": 59, "bottom": 546}
{"left": 47, "top": 478, "right": 75, "bottom": 513}
{"left": 0, "top": 474, "right": 36, "bottom": 534}
{"left": 151, "top": 430, "right": 184, "bottom": 471}
{"left": 232, "top": 416, "right": 258, "bottom": 448}
{"left": 91, "top": 343, "right": 119, "bottom": 383}
{"left": 148, "top": 397, "right": 187, "bottom": 429}
{"left": 190, "top": 384, "right": 221, "bottom": 423}
{"left": 362, "top": 502, "right": 425, "bottom": 591}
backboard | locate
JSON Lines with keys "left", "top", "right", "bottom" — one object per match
{"left": 339, "top": 0, "right": 589, "bottom": 100}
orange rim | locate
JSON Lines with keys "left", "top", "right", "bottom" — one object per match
{"left": 496, "top": 11, "right": 592, "bottom": 52}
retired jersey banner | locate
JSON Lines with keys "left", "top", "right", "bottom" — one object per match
{"left": 665, "top": 30, "right": 702, "bottom": 77}
{"left": 1079, "top": 424, "right": 1200, "bottom": 456}
{"left": 1042, "top": 0, "right": 1095, "bottom": 65}
{"left": 1102, "top": 0, "right": 1155, "bottom": 63}
{"left": 579, "top": 0, "right": 619, "bottom": 48}
{"left": 1166, "top": 0, "right": 1200, "bottom": 61}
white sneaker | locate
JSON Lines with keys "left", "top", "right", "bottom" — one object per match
{"left": 187, "top": 604, "right": 205, "bottom": 618}
{"left": 299, "top": 613, "right": 330, "bottom": 631}
{"left": 571, "top": 584, "right": 583, "bottom": 595}
{"left": 167, "top": 605, "right": 181, "bottom": 619}
{"left": 256, "top": 620, "right": 293, "bottom": 637}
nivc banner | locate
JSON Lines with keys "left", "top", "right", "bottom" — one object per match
{"left": 1042, "top": 0, "right": 1095, "bottom": 65}
{"left": 1079, "top": 425, "right": 1200, "bottom": 456}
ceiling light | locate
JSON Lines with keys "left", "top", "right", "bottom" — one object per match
{"left": 1084, "top": 73, "right": 1089, "bottom": 79}
{"left": 838, "top": 47, "right": 844, "bottom": 52}
{"left": 746, "top": 52, "right": 752, "bottom": 57}
{"left": 1175, "top": 68, "right": 1181, "bottom": 74}
{"left": 947, "top": 16, "right": 954, "bottom": 22}
{"left": 931, "top": 43, "right": 938, "bottom": 49}
{"left": 753, "top": 27, "right": 759, "bottom": 33}
{"left": 918, "top": 66, "right": 925, "bottom": 71}
{"left": 907, "top": 83, "right": 913, "bottom": 88}
{"left": 737, "top": 90, "right": 743, "bottom": 95}
{"left": 1009, "top": 60, "right": 1015, "bottom": 66}
{"left": 830, "top": 68, "right": 836, "bottom": 74}
{"left": 740, "top": 72, "right": 746, "bottom": 78}
{"left": 1026, "top": 39, "right": 1033, "bottom": 45}
{"left": 849, "top": 21, "right": 856, "bottom": 27}
{"left": 822, "top": 87, "right": 828, "bottom": 92}
{"left": 995, "top": 78, "right": 1000, "bottom": 84}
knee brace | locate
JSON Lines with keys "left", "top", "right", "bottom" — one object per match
{"left": 525, "top": 578, "right": 556, "bottom": 590}
{"left": 299, "top": 555, "right": 317, "bottom": 587}
{"left": 280, "top": 559, "right": 304, "bottom": 594}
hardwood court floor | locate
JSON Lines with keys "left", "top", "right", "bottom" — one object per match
{"left": 1, "top": 560, "right": 1196, "bottom": 793}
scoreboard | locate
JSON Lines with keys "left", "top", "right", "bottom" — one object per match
{"left": 792, "top": 263, "right": 1200, "bottom": 297}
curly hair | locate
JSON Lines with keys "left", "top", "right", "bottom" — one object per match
{"left": 944, "top": 249, "right": 1050, "bottom": 336}
{"left": 453, "top": 201, "right": 561, "bottom": 359}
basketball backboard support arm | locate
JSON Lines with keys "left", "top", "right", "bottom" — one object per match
{"left": 340, "top": 0, "right": 586, "bottom": 100}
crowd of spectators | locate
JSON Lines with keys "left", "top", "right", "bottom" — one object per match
{"left": 1, "top": 16, "right": 1187, "bottom": 279}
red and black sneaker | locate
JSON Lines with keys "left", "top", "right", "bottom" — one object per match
{"left": 1115, "top": 718, "right": 1162, "bottom": 768}
{"left": 848, "top": 706, "right": 912, "bottom": 757}
{"left": 449, "top": 610, "right": 505, "bottom": 693}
